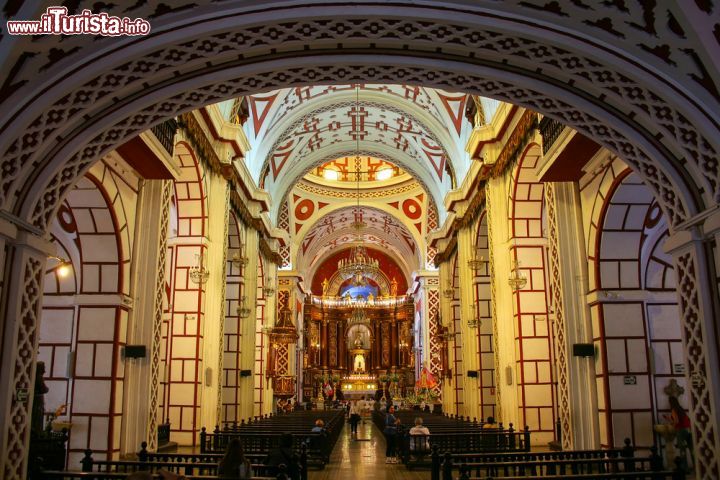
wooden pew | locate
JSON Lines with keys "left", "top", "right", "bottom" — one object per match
{"left": 432, "top": 446, "right": 684, "bottom": 480}
{"left": 40, "top": 470, "right": 284, "bottom": 479}
{"left": 373, "top": 410, "right": 530, "bottom": 468}
{"left": 201, "top": 410, "right": 344, "bottom": 467}
{"left": 71, "top": 444, "right": 306, "bottom": 480}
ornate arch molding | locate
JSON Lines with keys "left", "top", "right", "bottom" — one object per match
{"left": 0, "top": 4, "right": 715, "bottom": 233}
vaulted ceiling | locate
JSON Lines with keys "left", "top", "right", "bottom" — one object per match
{"left": 296, "top": 205, "right": 421, "bottom": 279}
{"left": 242, "top": 84, "right": 478, "bottom": 221}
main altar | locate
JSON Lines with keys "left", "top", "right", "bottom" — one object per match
{"left": 302, "top": 292, "right": 415, "bottom": 402}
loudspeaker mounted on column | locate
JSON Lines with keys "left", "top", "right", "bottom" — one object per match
{"left": 123, "top": 345, "right": 146, "bottom": 359}
{"left": 240, "top": 369, "right": 252, "bottom": 377}
{"left": 572, "top": 343, "right": 595, "bottom": 357}
{"left": 467, "top": 370, "right": 478, "bottom": 378}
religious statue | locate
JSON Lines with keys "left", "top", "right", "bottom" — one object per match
{"left": 390, "top": 277, "right": 398, "bottom": 296}
{"left": 321, "top": 277, "right": 329, "bottom": 296}
{"left": 354, "top": 354, "right": 365, "bottom": 373}
{"left": 353, "top": 331, "right": 364, "bottom": 349}
{"left": 32, "top": 361, "right": 49, "bottom": 436}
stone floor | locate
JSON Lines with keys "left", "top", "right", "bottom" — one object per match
{"left": 310, "top": 420, "right": 430, "bottom": 480}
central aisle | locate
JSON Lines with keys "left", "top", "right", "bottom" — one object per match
{"left": 310, "top": 418, "right": 430, "bottom": 480}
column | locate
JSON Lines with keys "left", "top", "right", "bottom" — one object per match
{"left": 0, "top": 224, "right": 53, "bottom": 480}
{"left": 122, "top": 179, "right": 171, "bottom": 453}
{"left": 545, "top": 182, "right": 599, "bottom": 449}
{"left": 438, "top": 259, "right": 455, "bottom": 415}
{"left": 391, "top": 319, "right": 399, "bottom": 368}
{"left": 665, "top": 224, "right": 720, "bottom": 480}
{"left": 339, "top": 320, "right": 346, "bottom": 370}
{"left": 457, "top": 222, "right": 480, "bottom": 419}
{"left": 238, "top": 228, "right": 258, "bottom": 421}
{"left": 200, "top": 174, "right": 230, "bottom": 431}
{"left": 486, "top": 176, "right": 519, "bottom": 428}
{"left": 320, "top": 318, "right": 328, "bottom": 368}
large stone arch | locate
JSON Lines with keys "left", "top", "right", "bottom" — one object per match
{"left": 0, "top": 3, "right": 716, "bottom": 232}
{"left": 0, "top": 3, "right": 719, "bottom": 478}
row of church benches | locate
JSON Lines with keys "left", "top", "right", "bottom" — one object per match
{"left": 39, "top": 444, "right": 304, "bottom": 479}
{"left": 429, "top": 444, "right": 684, "bottom": 480}
{"left": 37, "top": 409, "right": 346, "bottom": 479}
{"left": 201, "top": 409, "right": 345, "bottom": 466}
{"left": 371, "top": 410, "right": 530, "bottom": 469}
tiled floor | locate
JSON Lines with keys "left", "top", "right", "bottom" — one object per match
{"left": 310, "top": 421, "right": 430, "bottom": 480}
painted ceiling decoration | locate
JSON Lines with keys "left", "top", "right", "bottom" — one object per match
{"left": 307, "top": 156, "right": 407, "bottom": 185}
{"left": 244, "top": 84, "right": 476, "bottom": 220}
{"left": 297, "top": 205, "right": 421, "bottom": 278}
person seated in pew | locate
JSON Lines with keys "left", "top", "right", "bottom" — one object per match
{"left": 311, "top": 418, "right": 325, "bottom": 433}
{"left": 265, "top": 433, "right": 300, "bottom": 480}
{"left": 218, "top": 438, "right": 252, "bottom": 479}
{"left": 408, "top": 417, "right": 430, "bottom": 453}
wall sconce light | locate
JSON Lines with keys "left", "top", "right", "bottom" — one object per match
{"left": 443, "top": 280, "right": 454, "bottom": 299}
{"left": 467, "top": 242, "right": 486, "bottom": 271}
{"left": 231, "top": 245, "right": 248, "bottom": 268}
{"left": 508, "top": 260, "right": 527, "bottom": 291}
{"left": 467, "top": 303, "right": 480, "bottom": 329}
{"left": 48, "top": 255, "right": 72, "bottom": 278}
{"left": 263, "top": 275, "right": 275, "bottom": 296}
{"left": 237, "top": 295, "right": 251, "bottom": 318}
{"left": 189, "top": 254, "right": 210, "bottom": 284}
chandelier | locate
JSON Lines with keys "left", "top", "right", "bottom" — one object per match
{"left": 336, "top": 85, "right": 380, "bottom": 287}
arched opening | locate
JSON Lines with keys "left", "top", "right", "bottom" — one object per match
{"left": 591, "top": 170, "right": 685, "bottom": 450}
{"left": 38, "top": 161, "right": 128, "bottom": 465}
{"left": 0, "top": 5, "right": 718, "bottom": 477}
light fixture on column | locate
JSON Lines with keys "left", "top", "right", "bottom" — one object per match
{"left": 443, "top": 280, "right": 454, "bottom": 299}
{"left": 263, "top": 274, "right": 275, "bottom": 296}
{"left": 237, "top": 295, "right": 251, "bottom": 318}
{"left": 231, "top": 241, "right": 248, "bottom": 268}
{"left": 189, "top": 254, "right": 210, "bottom": 284}
{"left": 467, "top": 242, "right": 486, "bottom": 272}
{"left": 508, "top": 260, "right": 527, "bottom": 291}
{"left": 467, "top": 303, "right": 480, "bottom": 329}
{"left": 48, "top": 255, "right": 72, "bottom": 278}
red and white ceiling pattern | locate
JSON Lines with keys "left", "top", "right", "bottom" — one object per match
{"left": 296, "top": 205, "right": 421, "bottom": 277}
{"left": 245, "top": 84, "right": 472, "bottom": 218}
{"left": 264, "top": 100, "right": 449, "bottom": 178}
{"left": 248, "top": 84, "right": 469, "bottom": 141}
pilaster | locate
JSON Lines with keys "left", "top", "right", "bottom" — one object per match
{"left": 545, "top": 182, "right": 599, "bottom": 450}
{"left": 200, "top": 173, "right": 230, "bottom": 431}
{"left": 122, "top": 179, "right": 171, "bottom": 453}
{"left": 665, "top": 225, "right": 720, "bottom": 479}
{"left": 486, "top": 176, "right": 519, "bottom": 428}
{"left": 0, "top": 229, "right": 53, "bottom": 480}
{"left": 239, "top": 228, "right": 258, "bottom": 421}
